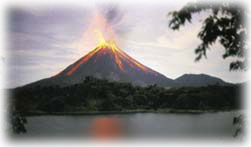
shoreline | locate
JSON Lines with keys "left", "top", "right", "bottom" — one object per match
{"left": 23, "top": 108, "right": 240, "bottom": 116}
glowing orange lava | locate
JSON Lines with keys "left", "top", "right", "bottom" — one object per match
{"left": 66, "top": 33, "right": 153, "bottom": 76}
{"left": 66, "top": 47, "right": 101, "bottom": 76}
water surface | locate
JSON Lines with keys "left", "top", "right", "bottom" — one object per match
{"left": 19, "top": 111, "right": 239, "bottom": 139}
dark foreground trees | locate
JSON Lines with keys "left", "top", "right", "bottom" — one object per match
{"left": 168, "top": 2, "right": 248, "bottom": 70}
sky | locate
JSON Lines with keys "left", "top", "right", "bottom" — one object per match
{"left": 6, "top": 1, "right": 247, "bottom": 88}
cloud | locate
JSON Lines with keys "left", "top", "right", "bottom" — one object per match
{"left": 102, "top": 5, "right": 124, "bottom": 25}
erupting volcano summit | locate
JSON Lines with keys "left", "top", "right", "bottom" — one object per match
{"left": 65, "top": 39, "right": 152, "bottom": 76}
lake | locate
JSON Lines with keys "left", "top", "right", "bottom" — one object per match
{"left": 18, "top": 111, "right": 240, "bottom": 140}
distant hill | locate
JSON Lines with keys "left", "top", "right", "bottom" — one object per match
{"left": 174, "top": 74, "right": 233, "bottom": 87}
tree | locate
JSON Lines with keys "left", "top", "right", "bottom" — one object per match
{"left": 11, "top": 107, "right": 27, "bottom": 134}
{"left": 168, "top": 2, "right": 247, "bottom": 70}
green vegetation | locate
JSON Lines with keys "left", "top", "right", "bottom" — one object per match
{"left": 11, "top": 76, "right": 241, "bottom": 115}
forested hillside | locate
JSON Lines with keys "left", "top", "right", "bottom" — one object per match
{"left": 11, "top": 76, "right": 241, "bottom": 114}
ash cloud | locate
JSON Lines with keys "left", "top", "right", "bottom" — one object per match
{"left": 98, "top": 4, "right": 124, "bottom": 25}
{"left": 97, "top": 4, "right": 130, "bottom": 37}
{"left": 104, "top": 6, "right": 124, "bottom": 25}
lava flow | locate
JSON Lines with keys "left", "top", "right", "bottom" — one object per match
{"left": 65, "top": 31, "right": 151, "bottom": 76}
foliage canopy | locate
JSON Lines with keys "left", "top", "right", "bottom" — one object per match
{"left": 169, "top": 2, "right": 248, "bottom": 70}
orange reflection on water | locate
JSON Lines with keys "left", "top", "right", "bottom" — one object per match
{"left": 90, "top": 117, "right": 123, "bottom": 140}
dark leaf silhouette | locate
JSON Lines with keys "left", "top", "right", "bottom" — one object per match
{"left": 169, "top": 2, "right": 247, "bottom": 70}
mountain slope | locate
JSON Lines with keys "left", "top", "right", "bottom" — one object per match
{"left": 174, "top": 73, "right": 232, "bottom": 87}
{"left": 26, "top": 40, "right": 176, "bottom": 87}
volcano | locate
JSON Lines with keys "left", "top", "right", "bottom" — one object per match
{"left": 26, "top": 39, "right": 176, "bottom": 87}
